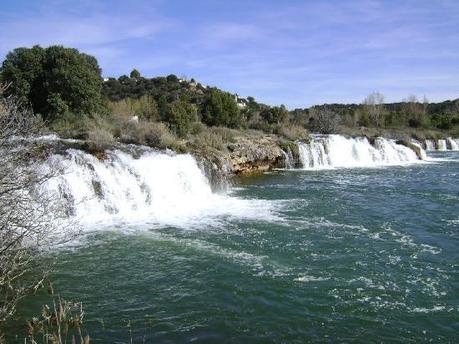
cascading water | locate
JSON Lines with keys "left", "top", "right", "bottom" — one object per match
{"left": 39, "top": 147, "right": 277, "bottom": 229}
{"left": 410, "top": 140, "right": 428, "bottom": 160}
{"left": 437, "top": 139, "right": 447, "bottom": 151}
{"left": 282, "top": 148, "right": 295, "bottom": 169}
{"left": 425, "top": 140, "right": 435, "bottom": 151}
{"left": 298, "top": 135, "right": 423, "bottom": 169}
{"left": 446, "top": 138, "right": 459, "bottom": 151}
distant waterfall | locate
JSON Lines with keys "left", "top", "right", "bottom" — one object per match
{"left": 39, "top": 147, "right": 274, "bottom": 228}
{"left": 437, "top": 139, "right": 447, "bottom": 151}
{"left": 447, "top": 138, "right": 459, "bottom": 150}
{"left": 424, "top": 138, "right": 458, "bottom": 151}
{"left": 425, "top": 140, "right": 436, "bottom": 151}
{"left": 297, "top": 135, "right": 423, "bottom": 169}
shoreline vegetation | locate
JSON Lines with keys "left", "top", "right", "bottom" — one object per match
{"left": 0, "top": 45, "right": 458, "bottom": 341}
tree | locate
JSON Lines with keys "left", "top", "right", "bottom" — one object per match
{"left": 202, "top": 88, "right": 241, "bottom": 128}
{"left": 165, "top": 100, "right": 197, "bottom": 137}
{"left": 363, "top": 92, "right": 385, "bottom": 127}
{"left": 308, "top": 107, "right": 340, "bottom": 134}
{"left": 402, "top": 95, "right": 428, "bottom": 127}
{"left": 261, "top": 105, "right": 289, "bottom": 124}
{"left": 166, "top": 74, "right": 179, "bottom": 83}
{"left": 130, "top": 69, "right": 141, "bottom": 79}
{"left": 0, "top": 87, "right": 69, "bottom": 331}
{"left": 1, "top": 45, "right": 105, "bottom": 121}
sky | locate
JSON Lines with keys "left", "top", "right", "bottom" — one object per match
{"left": 0, "top": 0, "right": 458, "bottom": 108}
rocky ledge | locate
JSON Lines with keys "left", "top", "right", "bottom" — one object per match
{"left": 192, "top": 133, "right": 302, "bottom": 177}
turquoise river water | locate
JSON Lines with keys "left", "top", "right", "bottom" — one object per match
{"left": 8, "top": 151, "right": 459, "bottom": 343}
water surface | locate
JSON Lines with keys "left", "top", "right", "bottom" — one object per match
{"left": 12, "top": 152, "right": 459, "bottom": 342}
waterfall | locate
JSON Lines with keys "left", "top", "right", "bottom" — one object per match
{"left": 282, "top": 148, "right": 295, "bottom": 169}
{"left": 447, "top": 138, "right": 459, "bottom": 151}
{"left": 437, "top": 139, "right": 447, "bottom": 151}
{"left": 298, "top": 135, "right": 423, "bottom": 169}
{"left": 425, "top": 140, "right": 435, "bottom": 151}
{"left": 39, "top": 147, "right": 276, "bottom": 228}
{"left": 410, "top": 141, "right": 428, "bottom": 160}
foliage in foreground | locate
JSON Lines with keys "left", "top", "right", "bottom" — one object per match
{"left": 0, "top": 87, "right": 74, "bottom": 340}
{"left": 25, "top": 283, "right": 89, "bottom": 344}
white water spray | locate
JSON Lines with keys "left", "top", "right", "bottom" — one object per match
{"left": 298, "top": 135, "right": 423, "bottom": 169}
{"left": 446, "top": 138, "right": 459, "bottom": 151}
{"left": 40, "top": 148, "right": 278, "bottom": 229}
{"left": 425, "top": 140, "right": 435, "bottom": 151}
{"left": 437, "top": 139, "right": 447, "bottom": 151}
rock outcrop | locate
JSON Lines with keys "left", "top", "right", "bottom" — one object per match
{"left": 226, "top": 135, "right": 286, "bottom": 174}
{"left": 396, "top": 140, "right": 425, "bottom": 160}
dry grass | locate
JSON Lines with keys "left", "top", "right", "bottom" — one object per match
{"left": 116, "top": 120, "right": 177, "bottom": 149}
{"left": 276, "top": 124, "right": 309, "bottom": 141}
{"left": 107, "top": 95, "right": 159, "bottom": 120}
{"left": 191, "top": 126, "right": 238, "bottom": 151}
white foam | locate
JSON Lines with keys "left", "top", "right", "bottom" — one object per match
{"left": 437, "top": 139, "right": 447, "bottom": 151}
{"left": 40, "top": 148, "right": 280, "bottom": 231}
{"left": 447, "top": 138, "right": 458, "bottom": 150}
{"left": 298, "top": 135, "right": 423, "bottom": 169}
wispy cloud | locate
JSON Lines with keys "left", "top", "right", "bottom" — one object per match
{"left": 1, "top": 0, "right": 458, "bottom": 107}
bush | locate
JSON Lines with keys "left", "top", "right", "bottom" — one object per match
{"left": 117, "top": 120, "right": 176, "bottom": 149}
{"left": 308, "top": 108, "right": 340, "bottom": 134}
{"left": 191, "top": 126, "right": 236, "bottom": 151}
{"left": 50, "top": 112, "right": 88, "bottom": 138}
{"left": 261, "top": 105, "right": 289, "bottom": 124}
{"left": 276, "top": 124, "right": 308, "bottom": 140}
{"left": 87, "top": 127, "right": 114, "bottom": 152}
{"left": 108, "top": 95, "right": 159, "bottom": 120}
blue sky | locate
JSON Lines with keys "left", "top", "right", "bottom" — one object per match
{"left": 1, "top": 0, "right": 458, "bottom": 108}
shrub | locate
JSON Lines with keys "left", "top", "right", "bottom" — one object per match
{"left": 86, "top": 127, "right": 114, "bottom": 152}
{"left": 117, "top": 120, "right": 176, "bottom": 149}
{"left": 108, "top": 95, "right": 159, "bottom": 120}
{"left": 276, "top": 124, "right": 308, "bottom": 141}
{"left": 260, "top": 105, "right": 289, "bottom": 124}
{"left": 308, "top": 108, "right": 340, "bottom": 134}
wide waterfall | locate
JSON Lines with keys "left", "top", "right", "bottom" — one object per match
{"left": 40, "top": 147, "right": 276, "bottom": 229}
{"left": 424, "top": 138, "right": 458, "bottom": 151}
{"left": 298, "top": 135, "right": 423, "bottom": 169}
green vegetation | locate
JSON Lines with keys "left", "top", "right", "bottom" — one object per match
{"left": 202, "top": 88, "right": 241, "bottom": 128}
{"left": 1, "top": 45, "right": 104, "bottom": 121}
{"left": 1, "top": 45, "right": 458, "bottom": 152}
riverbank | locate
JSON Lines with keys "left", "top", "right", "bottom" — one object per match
{"left": 39, "top": 128, "right": 458, "bottom": 180}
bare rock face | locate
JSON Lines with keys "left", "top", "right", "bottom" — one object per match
{"left": 192, "top": 133, "right": 298, "bottom": 177}
{"left": 226, "top": 135, "right": 286, "bottom": 175}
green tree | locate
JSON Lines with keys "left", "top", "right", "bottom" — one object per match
{"left": 0, "top": 46, "right": 45, "bottom": 107}
{"left": 1, "top": 45, "right": 104, "bottom": 120}
{"left": 130, "top": 69, "right": 141, "bottom": 79}
{"left": 202, "top": 88, "right": 241, "bottom": 128}
{"left": 166, "top": 100, "right": 197, "bottom": 137}
{"left": 261, "top": 105, "right": 289, "bottom": 124}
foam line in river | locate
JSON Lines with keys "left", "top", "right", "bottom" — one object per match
{"left": 297, "top": 135, "right": 423, "bottom": 169}
{"left": 40, "top": 148, "right": 280, "bottom": 229}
